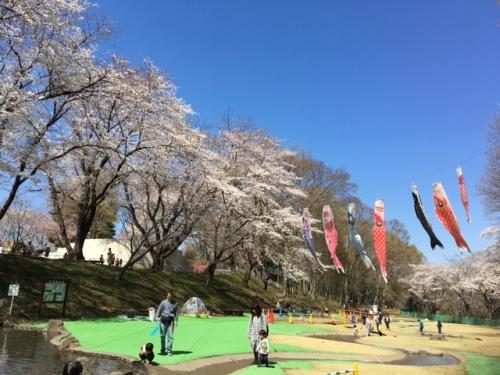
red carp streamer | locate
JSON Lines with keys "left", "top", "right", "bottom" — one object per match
{"left": 373, "top": 200, "right": 387, "bottom": 283}
{"left": 433, "top": 182, "right": 471, "bottom": 253}
{"left": 456, "top": 167, "right": 471, "bottom": 223}
{"left": 322, "top": 205, "right": 344, "bottom": 273}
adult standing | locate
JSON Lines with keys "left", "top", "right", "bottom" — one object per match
{"left": 156, "top": 292, "right": 178, "bottom": 355}
{"left": 106, "top": 248, "right": 115, "bottom": 266}
{"left": 384, "top": 314, "right": 391, "bottom": 329}
{"left": 247, "top": 303, "right": 268, "bottom": 364}
{"left": 276, "top": 301, "right": 282, "bottom": 317}
{"left": 437, "top": 320, "right": 443, "bottom": 334}
{"left": 366, "top": 315, "right": 372, "bottom": 336}
{"left": 418, "top": 319, "right": 424, "bottom": 335}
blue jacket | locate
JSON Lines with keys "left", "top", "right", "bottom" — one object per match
{"left": 156, "top": 299, "right": 178, "bottom": 324}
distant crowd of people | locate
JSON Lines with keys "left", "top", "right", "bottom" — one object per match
{"left": 6, "top": 241, "right": 51, "bottom": 258}
{"left": 417, "top": 318, "right": 443, "bottom": 335}
{"left": 350, "top": 310, "right": 391, "bottom": 338}
{"left": 97, "top": 247, "right": 123, "bottom": 267}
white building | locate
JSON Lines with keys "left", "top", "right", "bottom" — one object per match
{"left": 52, "top": 239, "right": 152, "bottom": 267}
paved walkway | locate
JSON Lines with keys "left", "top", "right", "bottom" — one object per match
{"left": 147, "top": 350, "right": 407, "bottom": 374}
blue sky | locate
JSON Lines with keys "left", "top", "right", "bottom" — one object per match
{"left": 94, "top": 0, "right": 498, "bottom": 262}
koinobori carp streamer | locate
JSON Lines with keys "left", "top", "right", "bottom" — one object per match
{"left": 347, "top": 203, "right": 376, "bottom": 271}
{"left": 411, "top": 185, "right": 444, "bottom": 250}
{"left": 373, "top": 200, "right": 387, "bottom": 283}
{"left": 322, "top": 205, "right": 344, "bottom": 273}
{"left": 456, "top": 166, "right": 471, "bottom": 223}
{"left": 432, "top": 182, "right": 471, "bottom": 253}
{"left": 302, "top": 207, "right": 321, "bottom": 263}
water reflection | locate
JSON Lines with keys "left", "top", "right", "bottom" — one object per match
{"left": 0, "top": 329, "right": 147, "bottom": 375}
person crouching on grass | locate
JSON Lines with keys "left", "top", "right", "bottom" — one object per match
{"left": 257, "top": 329, "right": 270, "bottom": 367}
{"left": 139, "top": 342, "right": 155, "bottom": 364}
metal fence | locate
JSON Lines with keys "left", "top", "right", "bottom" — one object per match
{"left": 400, "top": 310, "right": 500, "bottom": 327}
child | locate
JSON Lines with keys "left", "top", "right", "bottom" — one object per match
{"left": 139, "top": 342, "right": 155, "bottom": 364}
{"left": 257, "top": 329, "right": 270, "bottom": 367}
{"left": 353, "top": 326, "right": 359, "bottom": 340}
{"left": 437, "top": 320, "right": 443, "bottom": 334}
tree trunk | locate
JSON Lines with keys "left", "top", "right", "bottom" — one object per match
{"left": 47, "top": 176, "right": 73, "bottom": 254}
{"left": 242, "top": 256, "right": 257, "bottom": 287}
{"left": 242, "top": 267, "right": 253, "bottom": 287}
{"left": 0, "top": 174, "right": 24, "bottom": 222}
{"left": 263, "top": 274, "right": 272, "bottom": 291}
{"left": 72, "top": 196, "right": 98, "bottom": 260}
{"left": 205, "top": 262, "right": 217, "bottom": 286}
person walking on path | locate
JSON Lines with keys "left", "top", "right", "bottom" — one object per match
{"left": 418, "top": 319, "right": 424, "bottom": 335}
{"left": 156, "top": 292, "right": 178, "bottom": 356}
{"left": 375, "top": 313, "right": 381, "bottom": 335}
{"left": 437, "top": 320, "right": 443, "bottom": 334}
{"left": 366, "top": 316, "right": 372, "bottom": 336}
{"left": 384, "top": 314, "right": 391, "bottom": 329}
{"left": 247, "top": 303, "right": 268, "bottom": 364}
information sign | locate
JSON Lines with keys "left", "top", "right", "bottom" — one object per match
{"left": 42, "top": 280, "right": 67, "bottom": 303}
{"left": 8, "top": 284, "right": 19, "bottom": 296}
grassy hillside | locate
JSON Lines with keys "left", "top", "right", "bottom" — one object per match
{"left": 0, "top": 255, "right": 273, "bottom": 321}
{"left": 0, "top": 255, "right": 327, "bottom": 322}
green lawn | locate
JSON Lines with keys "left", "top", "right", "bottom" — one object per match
{"left": 0, "top": 255, "right": 333, "bottom": 322}
{"left": 64, "top": 316, "right": 331, "bottom": 365}
{"left": 463, "top": 353, "right": 500, "bottom": 375}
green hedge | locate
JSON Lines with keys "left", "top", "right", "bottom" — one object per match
{"left": 400, "top": 310, "right": 500, "bottom": 327}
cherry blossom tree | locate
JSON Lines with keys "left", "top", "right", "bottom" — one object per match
{"left": 405, "top": 263, "right": 451, "bottom": 314}
{"left": 478, "top": 118, "right": 500, "bottom": 222}
{"left": 195, "top": 125, "right": 307, "bottom": 285}
{"left": 406, "top": 238, "right": 500, "bottom": 319}
{"left": 116, "top": 132, "right": 215, "bottom": 275}
{"left": 0, "top": 0, "right": 107, "bottom": 221}
{"left": 46, "top": 59, "right": 192, "bottom": 259}
{"left": 0, "top": 200, "right": 55, "bottom": 252}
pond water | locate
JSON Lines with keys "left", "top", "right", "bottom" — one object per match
{"left": 0, "top": 329, "right": 147, "bottom": 375}
{"left": 388, "top": 353, "right": 459, "bottom": 366}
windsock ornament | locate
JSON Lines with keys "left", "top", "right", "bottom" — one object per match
{"left": 411, "top": 185, "right": 444, "bottom": 249}
{"left": 433, "top": 182, "right": 471, "bottom": 253}
{"left": 347, "top": 203, "right": 376, "bottom": 271}
{"left": 456, "top": 167, "right": 471, "bottom": 223}
{"left": 373, "top": 200, "right": 387, "bottom": 283}
{"left": 322, "top": 205, "right": 345, "bottom": 273}
{"left": 302, "top": 208, "right": 321, "bottom": 263}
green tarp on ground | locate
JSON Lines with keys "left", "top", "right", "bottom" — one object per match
{"left": 64, "top": 316, "right": 330, "bottom": 365}
{"left": 463, "top": 353, "right": 500, "bottom": 375}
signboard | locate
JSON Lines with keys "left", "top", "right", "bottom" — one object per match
{"left": 8, "top": 284, "right": 19, "bottom": 296}
{"left": 42, "top": 280, "right": 67, "bottom": 303}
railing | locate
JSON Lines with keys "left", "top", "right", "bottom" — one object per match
{"left": 400, "top": 310, "right": 500, "bottom": 327}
